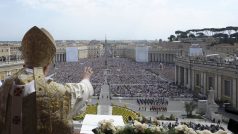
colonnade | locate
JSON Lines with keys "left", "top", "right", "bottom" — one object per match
{"left": 54, "top": 53, "right": 66, "bottom": 62}
{"left": 175, "top": 65, "right": 238, "bottom": 109}
{"left": 149, "top": 53, "right": 175, "bottom": 63}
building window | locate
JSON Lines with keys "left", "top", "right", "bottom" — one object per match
{"left": 224, "top": 80, "right": 231, "bottom": 97}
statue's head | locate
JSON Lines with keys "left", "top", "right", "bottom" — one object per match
{"left": 21, "top": 26, "right": 56, "bottom": 68}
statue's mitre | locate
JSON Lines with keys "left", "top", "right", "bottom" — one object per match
{"left": 21, "top": 26, "right": 56, "bottom": 67}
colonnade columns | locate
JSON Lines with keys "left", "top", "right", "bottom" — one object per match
{"left": 214, "top": 75, "right": 218, "bottom": 99}
{"left": 165, "top": 54, "right": 167, "bottom": 63}
{"left": 178, "top": 66, "right": 181, "bottom": 85}
{"left": 170, "top": 54, "right": 172, "bottom": 63}
{"left": 200, "top": 73, "right": 204, "bottom": 93}
{"left": 167, "top": 54, "right": 170, "bottom": 63}
{"left": 160, "top": 54, "right": 162, "bottom": 62}
{"left": 170, "top": 54, "right": 173, "bottom": 63}
{"left": 217, "top": 75, "right": 222, "bottom": 100}
{"left": 232, "top": 78, "right": 237, "bottom": 108}
{"left": 203, "top": 73, "right": 207, "bottom": 94}
{"left": 184, "top": 68, "right": 187, "bottom": 87}
{"left": 58, "top": 54, "right": 60, "bottom": 62}
{"left": 161, "top": 54, "right": 164, "bottom": 63}
{"left": 175, "top": 65, "right": 177, "bottom": 84}
{"left": 168, "top": 54, "right": 170, "bottom": 63}
{"left": 158, "top": 54, "right": 161, "bottom": 62}
{"left": 163, "top": 54, "right": 165, "bottom": 63}
{"left": 155, "top": 53, "right": 158, "bottom": 62}
{"left": 191, "top": 69, "right": 195, "bottom": 91}
{"left": 187, "top": 69, "right": 191, "bottom": 89}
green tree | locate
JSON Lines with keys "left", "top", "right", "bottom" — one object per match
{"left": 168, "top": 35, "right": 176, "bottom": 42}
{"left": 196, "top": 32, "right": 205, "bottom": 38}
{"left": 231, "top": 32, "right": 238, "bottom": 42}
{"left": 188, "top": 33, "right": 195, "bottom": 38}
{"left": 169, "top": 114, "right": 175, "bottom": 120}
{"left": 184, "top": 101, "right": 197, "bottom": 117}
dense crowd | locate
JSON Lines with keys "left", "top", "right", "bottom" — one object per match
{"left": 149, "top": 64, "right": 175, "bottom": 81}
{"left": 51, "top": 57, "right": 193, "bottom": 98}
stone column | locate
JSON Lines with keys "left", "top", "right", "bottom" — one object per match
{"left": 200, "top": 72, "right": 204, "bottom": 94}
{"left": 192, "top": 69, "right": 195, "bottom": 91}
{"left": 161, "top": 54, "right": 163, "bottom": 62}
{"left": 232, "top": 78, "right": 237, "bottom": 108}
{"left": 187, "top": 69, "right": 191, "bottom": 89}
{"left": 64, "top": 54, "right": 66, "bottom": 62}
{"left": 159, "top": 54, "right": 161, "bottom": 62}
{"left": 166, "top": 54, "right": 169, "bottom": 63}
{"left": 158, "top": 54, "right": 160, "bottom": 62}
{"left": 178, "top": 66, "right": 181, "bottom": 85}
{"left": 154, "top": 53, "right": 156, "bottom": 62}
{"left": 167, "top": 54, "right": 169, "bottom": 63}
{"left": 163, "top": 54, "right": 165, "bottom": 63}
{"left": 203, "top": 73, "right": 207, "bottom": 94}
{"left": 175, "top": 65, "right": 177, "bottom": 83}
{"left": 184, "top": 68, "right": 187, "bottom": 87}
{"left": 156, "top": 53, "right": 158, "bottom": 62}
{"left": 61, "top": 54, "right": 63, "bottom": 62}
{"left": 168, "top": 54, "right": 170, "bottom": 63}
{"left": 153, "top": 53, "right": 155, "bottom": 62}
{"left": 165, "top": 54, "right": 167, "bottom": 63}
{"left": 166, "top": 54, "right": 168, "bottom": 63}
{"left": 172, "top": 54, "right": 174, "bottom": 62}
{"left": 169, "top": 54, "right": 172, "bottom": 63}
{"left": 214, "top": 75, "right": 218, "bottom": 99}
{"left": 217, "top": 75, "right": 222, "bottom": 100}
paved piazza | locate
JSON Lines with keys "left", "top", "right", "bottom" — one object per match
{"left": 90, "top": 98, "right": 188, "bottom": 117}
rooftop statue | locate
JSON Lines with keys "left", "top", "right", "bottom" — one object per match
{"left": 0, "top": 26, "right": 94, "bottom": 134}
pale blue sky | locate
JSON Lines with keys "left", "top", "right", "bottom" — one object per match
{"left": 0, "top": 0, "right": 237, "bottom": 41}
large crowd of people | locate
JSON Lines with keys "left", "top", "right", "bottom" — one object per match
{"left": 51, "top": 57, "right": 193, "bottom": 98}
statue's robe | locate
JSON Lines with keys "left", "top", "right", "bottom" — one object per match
{"left": 0, "top": 68, "right": 93, "bottom": 134}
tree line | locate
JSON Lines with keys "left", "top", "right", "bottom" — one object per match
{"left": 168, "top": 26, "right": 238, "bottom": 44}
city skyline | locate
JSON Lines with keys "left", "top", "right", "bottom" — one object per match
{"left": 0, "top": 0, "right": 237, "bottom": 41}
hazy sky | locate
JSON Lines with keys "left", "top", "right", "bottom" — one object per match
{"left": 0, "top": 0, "right": 237, "bottom": 40}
